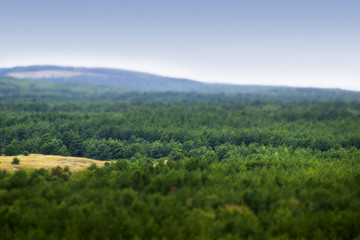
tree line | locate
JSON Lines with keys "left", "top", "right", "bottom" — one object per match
{"left": 1, "top": 98, "right": 360, "bottom": 160}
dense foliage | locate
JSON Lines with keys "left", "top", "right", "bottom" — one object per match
{"left": 1, "top": 77, "right": 360, "bottom": 239}
{"left": 1, "top": 97, "right": 360, "bottom": 160}
{"left": 1, "top": 146, "right": 360, "bottom": 239}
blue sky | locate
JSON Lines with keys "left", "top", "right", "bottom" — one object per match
{"left": 1, "top": 0, "right": 359, "bottom": 90}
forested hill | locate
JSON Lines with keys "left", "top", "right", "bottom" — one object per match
{"left": 1, "top": 77, "right": 360, "bottom": 102}
{"left": 1, "top": 66, "right": 360, "bottom": 99}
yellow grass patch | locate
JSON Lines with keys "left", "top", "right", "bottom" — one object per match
{"left": 153, "top": 158, "right": 168, "bottom": 167}
{"left": 0, "top": 154, "right": 106, "bottom": 172}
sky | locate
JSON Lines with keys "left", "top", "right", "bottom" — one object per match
{"left": 0, "top": 0, "right": 359, "bottom": 91}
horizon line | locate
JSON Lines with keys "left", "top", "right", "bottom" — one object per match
{"left": 1, "top": 64, "right": 358, "bottom": 93}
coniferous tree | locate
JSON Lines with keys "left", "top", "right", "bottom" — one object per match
{"left": 96, "top": 143, "right": 112, "bottom": 160}
{"left": 41, "top": 139, "right": 68, "bottom": 155}
{"left": 108, "top": 139, "right": 125, "bottom": 159}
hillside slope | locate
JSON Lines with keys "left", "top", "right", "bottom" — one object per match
{"left": 0, "top": 65, "right": 207, "bottom": 91}
{"left": 1, "top": 65, "right": 360, "bottom": 101}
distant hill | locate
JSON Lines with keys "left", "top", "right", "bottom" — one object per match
{"left": 0, "top": 65, "right": 208, "bottom": 92}
{"left": 1, "top": 65, "right": 360, "bottom": 101}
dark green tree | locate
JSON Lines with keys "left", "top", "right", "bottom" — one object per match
{"left": 41, "top": 139, "right": 68, "bottom": 155}
{"left": 4, "top": 139, "right": 21, "bottom": 156}
{"left": 11, "top": 157, "right": 20, "bottom": 164}
{"left": 108, "top": 139, "right": 125, "bottom": 159}
{"left": 96, "top": 144, "right": 112, "bottom": 160}
{"left": 150, "top": 141, "right": 164, "bottom": 158}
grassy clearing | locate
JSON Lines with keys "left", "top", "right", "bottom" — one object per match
{"left": 0, "top": 154, "right": 106, "bottom": 171}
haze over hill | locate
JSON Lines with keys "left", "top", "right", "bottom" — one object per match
{"left": 0, "top": 65, "right": 210, "bottom": 92}
{"left": 1, "top": 65, "right": 359, "bottom": 97}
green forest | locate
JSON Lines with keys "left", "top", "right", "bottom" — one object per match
{"left": 1, "top": 77, "right": 360, "bottom": 239}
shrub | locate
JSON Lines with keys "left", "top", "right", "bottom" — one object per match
{"left": 23, "top": 151, "right": 29, "bottom": 156}
{"left": 51, "top": 166, "right": 63, "bottom": 177}
{"left": 11, "top": 157, "right": 20, "bottom": 165}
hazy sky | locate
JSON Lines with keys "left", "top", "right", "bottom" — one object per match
{"left": 1, "top": 0, "right": 359, "bottom": 90}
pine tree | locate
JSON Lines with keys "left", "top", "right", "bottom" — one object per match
{"left": 96, "top": 144, "right": 112, "bottom": 160}
{"left": 108, "top": 139, "right": 125, "bottom": 159}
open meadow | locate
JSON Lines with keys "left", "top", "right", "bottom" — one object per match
{"left": 0, "top": 154, "right": 106, "bottom": 171}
